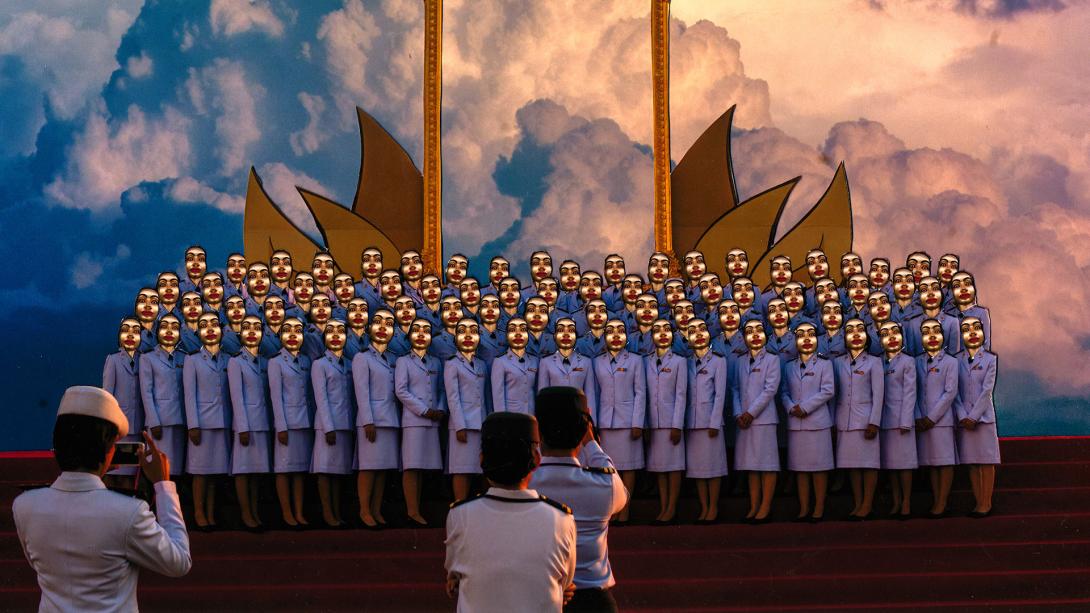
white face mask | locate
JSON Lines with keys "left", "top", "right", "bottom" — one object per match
{"left": 409, "top": 321, "right": 433, "bottom": 350}
{"left": 699, "top": 274, "right": 723, "bottom": 305}
{"left": 226, "top": 298, "right": 246, "bottom": 324}
{"left": 652, "top": 320, "right": 673, "bottom": 349}
{"left": 848, "top": 275, "right": 869, "bottom": 305}
{"left": 479, "top": 298, "right": 501, "bottom": 324}
{"left": 240, "top": 317, "right": 263, "bottom": 348}
{"left": 806, "top": 250, "right": 828, "bottom": 281}
{"left": 506, "top": 320, "right": 528, "bottom": 349}
{"left": 346, "top": 299, "right": 368, "bottom": 330}
{"left": 879, "top": 322, "right": 903, "bottom": 354}
{"left": 157, "top": 316, "right": 181, "bottom": 348}
{"left": 198, "top": 313, "right": 222, "bottom": 346}
{"left": 271, "top": 251, "right": 293, "bottom": 284}
{"left": 636, "top": 295, "right": 658, "bottom": 325}
{"left": 605, "top": 322, "right": 628, "bottom": 351}
{"left": 369, "top": 313, "right": 395, "bottom": 344}
{"left": 157, "top": 273, "right": 180, "bottom": 305}
{"left": 726, "top": 249, "right": 749, "bottom": 279}
{"left": 951, "top": 272, "right": 977, "bottom": 306}
{"left": 921, "top": 319, "right": 945, "bottom": 353}
{"left": 490, "top": 259, "right": 510, "bottom": 286}
{"left": 524, "top": 299, "right": 550, "bottom": 332}
{"left": 844, "top": 320, "right": 868, "bottom": 351}
{"left": 247, "top": 265, "right": 271, "bottom": 297}
{"left": 821, "top": 303, "right": 843, "bottom": 332}
{"left": 605, "top": 257, "right": 626, "bottom": 285}
{"left": 868, "top": 292, "right": 891, "bottom": 323}
{"left": 312, "top": 255, "right": 335, "bottom": 286}
{"left": 323, "top": 321, "right": 347, "bottom": 351}
{"left": 686, "top": 321, "right": 710, "bottom": 349}
{"left": 441, "top": 297, "right": 464, "bottom": 329}
{"left": 380, "top": 273, "right": 402, "bottom": 302}
{"left": 648, "top": 255, "right": 669, "bottom": 284}
{"left": 456, "top": 320, "right": 480, "bottom": 353}
{"left": 184, "top": 247, "right": 207, "bottom": 281}
{"left": 280, "top": 320, "right": 305, "bottom": 351}
{"left": 770, "top": 257, "right": 792, "bottom": 287}
{"left": 938, "top": 255, "right": 960, "bottom": 285}
{"left": 400, "top": 251, "right": 423, "bottom": 282}
{"left": 264, "top": 298, "right": 285, "bottom": 327}
{"left": 555, "top": 320, "right": 577, "bottom": 349}
{"left": 683, "top": 251, "right": 706, "bottom": 281}
{"left": 732, "top": 279, "right": 755, "bottom": 309}
{"left": 226, "top": 255, "right": 246, "bottom": 285}
{"left": 201, "top": 273, "right": 224, "bottom": 304}
{"left": 118, "top": 319, "right": 141, "bottom": 352}
{"left": 292, "top": 274, "right": 314, "bottom": 303}
{"left": 795, "top": 324, "right": 818, "bottom": 355}
{"left": 840, "top": 253, "right": 862, "bottom": 280}
{"left": 718, "top": 301, "right": 740, "bottom": 332}
{"left": 446, "top": 256, "right": 468, "bottom": 285}
{"left": 744, "top": 322, "right": 767, "bottom": 350}
{"left": 360, "top": 249, "right": 383, "bottom": 280}
{"left": 530, "top": 252, "right": 553, "bottom": 282}
{"left": 960, "top": 317, "right": 985, "bottom": 349}
{"left": 918, "top": 277, "right": 943, "bottom": 310}
{"left": 419, "top": 276, "right": 442, "bottom": 305}
{"left": 135, "top": 289, "right": 159, "bottom": 323}
{"left": 869, "top": 259, "right": 890, "bottom": 288}
{"left": 334, "top": 274, "right": 356, "bottom": 303}
{"left": 579, "top": 273, "right": 603, "bottom": 301}
{"left": 459, "top": 279, "right": 481, "bottom": 307}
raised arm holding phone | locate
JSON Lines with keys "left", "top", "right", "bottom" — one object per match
{"left": 13, "top": 386, "right": 192, "bottom": 612}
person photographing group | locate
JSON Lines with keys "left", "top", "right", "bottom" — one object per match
{"left": 13, "top": 385, "right": 192, "bottom": 612}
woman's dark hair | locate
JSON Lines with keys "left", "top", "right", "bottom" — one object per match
{"left": 480, "top": 413, "right": 537, "bottom": 486}
{"left": 53, "top": 414, "right": 118, "bottom": 472}
{"left": 536, "top": 387, "right": 592, "bottom": 450}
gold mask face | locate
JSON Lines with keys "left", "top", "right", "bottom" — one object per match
{"left": 157, "top": 315, "right": 181, "bottom": 348}
{"left": 717, "top": 300, "right": 740, "bottom": 333}
{"left": 744, "top": 320, "right": 767, "bottom": 351}
{"left": 683, "top": 251, "right": 706, "bottom": 281}
{"left": 311, "top": 253, "right": 335, "bottom": 286}
{"left": 840, "top": 252, "right": 862, "bottom": 280}
{"left": 409, "top": 320, "right": 432, "bottom": 350}
{"left": 240, "top": 316, "right": 263, "bottom": 348}
{"left": 605, "top": 320, "right": 628, "bottom": 351}
{"left": 726, "top": 248, "right": 749, "bottom": 280}
{"left": 806, "top": 249, "right": 828, "bottom": 281}
{"left": 400, "top": 250, "right": 423, "bottom": 282}
{"left": 795, "top": 323, "right": 818, "bottom": 355}
{"left": 960, "top": 316, "right": 985, "bottom": 350}
{"left": 446, "top": 255, "right": 468, "bottom": 285}
{"left": 506, "top": 319, "right": 528, "bottom": 349}
{"left": 456, "top": 319, "right": 480, "bottom": 352}
{"left": 291, "top": 272, "right": 314, "bottom": 303}
{"left": 369, "top": 311, "right": 395, "bottom": 344}
{"left": 271, "top": 250, "right": 293, "bottom": 284}
{"left": 605, "top": 255, "right": 626, "bottom": 285}
{"left": 323, "top": 320, "right": 347, "bottom": 351}
{"left": 360, "top": 248, "right": 382, "bottom": 281}
{"left": 118, "top": 318, "right": 141, "bottom": 352}
{"left": 879, "top": 322, "right": 903, "bottom": 354}
{"left": 184, "top": 247, "right": 207, "bottom": 281}
{"left": 652, "top": 319, "right": 673, "bottom": 349}
{"left": 844, "top": 319, "right": 868, "bottom": 351}
{"left": 554, "top": 319, "right": 577, "bottom": 349}
{"left": 530, "top": 251, "right": 553, "bottom": 282}
{"left": 247, "top": 264, "right": 271, "bottom": 298}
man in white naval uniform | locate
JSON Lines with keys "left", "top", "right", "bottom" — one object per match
{"left": 445, "top": 412, "right": 577, "bottom": 613}
{"left": 13, "top": 386, "right": 191, "bottom": 612}
{"left": 531, "top": 386, "right": 629, "bottom": 612}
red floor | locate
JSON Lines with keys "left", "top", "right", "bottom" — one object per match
{"left": 2, "top": 437, "right": 1089, "bottom": 611}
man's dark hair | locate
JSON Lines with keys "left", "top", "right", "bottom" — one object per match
{"left": 536, "top": 386, "right": 592, "bottom": 450}
{"left": 53, "top": 414, "right": 119, "bottom": 472}
{"left": 480, "top": 413, "right": 537, "bottom": 486}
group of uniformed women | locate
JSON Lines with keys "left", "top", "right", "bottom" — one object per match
{"left": 102, "top": 244, "right": 998, "bottom": 528}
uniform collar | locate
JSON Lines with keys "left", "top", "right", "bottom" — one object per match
{"left": 52, "top": 471, "right": 107, "bottom": 492}
{"left": 485, "top": 487, "right": 539, "bottom": 500}
{"left": 539, "top": 456, "right": 580, "bottom": 467}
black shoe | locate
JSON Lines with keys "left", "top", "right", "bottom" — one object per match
{"left": 792, "top": 516, "right": 810, "bottom": 523}
{"left": 967, "top": 510, "right": 992, "bottom": 519}
{"left": 895, "top": 512, "right": 912, "bottom": 521}
{"left": 925, "top": 510, "right": 947, "bottom": 519}
{"left": 751, "top": 516, "right": 772, "bottom": 525}
{"left": 808, "top": 515, "right": 824, "bottom": 524}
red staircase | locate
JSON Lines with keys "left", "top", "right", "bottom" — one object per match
{"left": 3, "top": 437, "right": 1089, "bottom": 611}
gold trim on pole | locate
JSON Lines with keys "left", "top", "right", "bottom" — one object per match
{"left": 422, "top": 0, "right": 443, "bottom": 274}
{"left": 651, "top": 0, "right": 675, "bottom": 269}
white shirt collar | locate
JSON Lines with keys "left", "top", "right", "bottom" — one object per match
{"left": 51, "top": 471, "right": 108, "bottom": 492}
{"left": 485, "top": 487, "right": 539, "bottom": 500}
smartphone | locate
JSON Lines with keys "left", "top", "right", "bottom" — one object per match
{"left": 112, "top": 442, "right": 146, "bottom": 467}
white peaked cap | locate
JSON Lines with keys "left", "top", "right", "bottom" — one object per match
{"left": 57, "top": 386, "right": 129, "bottom": 438}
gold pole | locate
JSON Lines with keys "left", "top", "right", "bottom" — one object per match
{"left": 651, "top": 0, "right": 676, "bottom": 272}
{"left": 422, "top": 0, "right": 443, "bottom": 274}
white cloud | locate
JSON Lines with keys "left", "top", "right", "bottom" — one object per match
{"left": 315, "top": 0, "right": 770, "bottom": 257}
{"left": 45, "top": 103, "right": 192, "bottom": 211}
{"left": 257, "top": 162, "right": 329, "bottom": 241}
{"left": 289, "top": 92, "right": 328, "bottom": 155}
{"left": 210, "top": 0, "right": 284, "bottom": 37}
{"left": 169, "top": 176, "right": 245, "bottom": 213}
{"left": 502, "top": 101, "right": 655, "bottom": 273}
{"left": 69, "top": 244, "right": 132, "bottom": 290}
{"left": 126, "top": 52, "right": 153, "bottom": 79}
{"left": 184, "top": 59, "right": 264, "bottom": 176}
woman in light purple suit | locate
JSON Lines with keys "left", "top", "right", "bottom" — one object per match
{"left": 684, "top": 319, "right": 728, "bottom": 525}
{"left": 228, "top": 316, "right": 271, "bottom": 530}
{"left": 352, "top": 310, "right": 400, "bottom": 529}
{"left": 833, "top": 319, "right": 884, "bottom": 520}
{"left": 268, "top": 318, "right": 314, "bottom": 528}
{"left": 311, "top": 320, "right": 356, "bottom": 528}
{"left": 644, "top": 319, "right": 687, "bottom": 524}
{"left": 780, "top": 323, "right": 835, "bottom": 522}
{"left": 444, "top": 318, "right": 490, "bottom": 502}
{"left": 956, "top": 316, "right": 999, "bottom": 518}
{"left": 395, "top": 319, "right": 447, "bottom": 527}
{"left": 103, "top": 318, "right": 144, "bottom": 481}
{"left": 733, "top": 320, "right": 781, "bottom": 523}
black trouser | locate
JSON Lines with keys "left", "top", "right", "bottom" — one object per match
{"left": 565, "top": 587, "right": 618, "bottom": 613}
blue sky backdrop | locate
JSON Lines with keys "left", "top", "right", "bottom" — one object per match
{"left": 1, "top": 0, "right": 1088, "bottom": 449}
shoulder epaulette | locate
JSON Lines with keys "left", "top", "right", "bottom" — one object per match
{"left": 711, "top": 350, "right": 726, "bottom": 359}
{"left": 449, "top": 493, "right": 484, "bottom": 509}
{"left": 538, "top": 495, "right": 573, "bottom": 515}
{"left": 583, "top": 465, "right": 617, "bottom": 475}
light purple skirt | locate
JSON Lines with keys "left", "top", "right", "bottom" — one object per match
{"left": 159, "top": 425, "right": 187, "bottom": 473}
{"left": 402, "top": 426, "right": 442, "bottom": 470}
{"left": 448, "top": 430, "right": 483, "bottom": 474}
{"left": 917, "top": 426, "right": 958, "bottom": 467}
{"left": 186, "top": 428, "right": 231, "bottom": 475}
{"left": 685, "top": 429, "right": 727, "bottom": 478}
{"left": 787, "top": 428, "right": 834, "bottom": 472}
{"left": 232, "top": 431, "right": 271, "bottom": 474}
{"left": 956, "top": 422, "right": 1000, "bottom": 465}
{"left": 274, "top": 428, "right": 313, "bottom": 473}
{"left": 880, "top": 428, "right": 919, "bottom": 470}
{"left": 646, "top": 429, "right": 685, "bottom": 473}
{"left": 836, "top": 429, "right": 881, "bottom": 469}
{"left": 356, "top": 427, "right": 400, "bottom": 471}
{"left": 311, "top": 429, "right": 355, "bottom": 475}
{"left": 734, "top": 424, "right": 780, "bottom": 472}
{"left": 600, "top": 429, "right": 645, "bottom": 470}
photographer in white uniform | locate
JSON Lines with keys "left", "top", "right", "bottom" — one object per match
{"left": 13, "top": 386, "right": 192, "bottom": 612}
